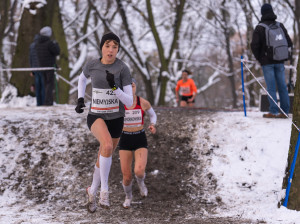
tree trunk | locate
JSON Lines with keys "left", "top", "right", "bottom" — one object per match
{"left": 221, "top": 1, "right": 237, "bottom": 108}
{"left": 145, "top": 0, "right": 168, "bottom": 105}
{"left": 10, "top": 0, "right": 70, "bottom": 103}
{"left": 225, "top": 33, "right": 237, "bottom": 108}
{"left": 146, "top": 0, "right": 185, "bottom": 106}
{"left": 282, "top": 1, "right": 300, "bottom": 210}
{"left": 10, "top": 2, "right": 43, "bottom": 96}
{"left": 0, "top": 0, "right": 10, "bottom": 97}
{"left": 293, "top": 0, "right": 300, "bottom": 49}
{"left": 0, "top": 0, "right": 10, "bottom": 53}
{"left": 143, "top": 74, "right": 155, "bottom": 105}
{"left": 157, "top": 74, "right": 169, "bottom": 106}
{"left": 50, "top": 0, "right": 70, "bottom": 104}
{"left": 116, "top": 0, "right": 155, "bottom": 104}
{"left": 238, "top": 0, "right": 259, "bottom": 107}
{"left": 282, "top": 46, "right": 300, "bottom": 210}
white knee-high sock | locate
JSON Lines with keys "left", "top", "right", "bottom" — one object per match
{"left": 90, "top": 165, "right": 100, "bottom": 195}
{"left": 135, "top": 173, "right": 145, "bottom": 185}
{"left": 100, "top": 155, "right": 112, "bottom": 192}
{"left": 122, "top": 181, "right": 133, "bottom": 199}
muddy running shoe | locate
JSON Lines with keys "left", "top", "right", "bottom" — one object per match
{"left": 122, "top": 196, "right": 132, "bottom": 209}
{"left": 137, "top": 181, "right": 148, "bottom": 197}
{"left": 99, "top": 190, "right": 110, "bottom": 209}
{"left": 263, "top": 113, "right": 277, "bottom": 118}
{"left": 86, "top": 187, "right": 97, "bottom": 213}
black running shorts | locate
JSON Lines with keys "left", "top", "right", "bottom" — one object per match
{"left": 87, "top": 114, "right": 124, "bottom": 138}
{"left": 181, "top": 95, "right": 195, "bottom": 103}
{"left": 119, "top": 129, "right": 148, "bottom": 151}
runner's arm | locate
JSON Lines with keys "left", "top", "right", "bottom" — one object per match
{"left": 115, "top": 85, "right": 133, "bottom": 107}
{"left": 191, "top": 80, "right": 197, "bottom": 100}
{"left": 78, "top": 72, "right": 87, "bottom": 98}
{"left": 146, "top": 107, "right": 157, "bottom": 125}
{"left": 175, "top": 81, "right": 181, "bottom": 101}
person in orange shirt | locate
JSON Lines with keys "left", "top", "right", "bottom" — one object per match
{"left": 175, "top": 69, "right": 197, "bottom": 107}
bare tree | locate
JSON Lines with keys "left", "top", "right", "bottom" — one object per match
{"left": 87, "top": 0, "right": 186, "bottom": 105}
{"left": 284, "top": 0, "right": 300, "bottom": 49}
{"left": 9, "top": 0, "right": 70, "bottom": 103}
{"left": 0, "top": 0, "right": 10, "bottom": 97}
{"left": 282, "top": 0, "right": 300, "bottom": 211}
{"left": 236, "top": 0, "right": 261, "bottom": 107}
{"left": 0, "top": 0, "right": 10, "bottom": 56}
{"left": 1, "top": 0, "right": 298, "bottom": 110}
{"left": 115, "top": 0, "right": 155, "bottom": 104}
{"left": 9, "top": 1, "right": 45, "bottom": 97}
{"left": 0, "top": 0, "right": 17, "bottom": 96}
{"left": 146, "top": 0, "right": 186, "bottom": 105}
{"left": 282, "top": 44, "right": 300, "bottom": 211}
{"left": 205, "top": 0, "right": 238, "bottom": 108}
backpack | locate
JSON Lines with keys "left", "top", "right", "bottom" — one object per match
{"left": 258, "top": 22, "right": 289, "bottom": 61}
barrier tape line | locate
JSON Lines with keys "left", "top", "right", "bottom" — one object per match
{"left": 0, "top": 67, "right": 60, "bottom": 71}
{"left": 242, "top": 59, "right": 299, "bottom": 132}
{"left": 0, "top": 67, "right": 91, "bottom": 99}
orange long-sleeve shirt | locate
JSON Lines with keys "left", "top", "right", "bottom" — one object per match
{"left": 175, "top": 78, "right": 197, "bottom": 96}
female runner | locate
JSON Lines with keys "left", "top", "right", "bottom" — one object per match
{"left": 175, "top": 69, "right": 197, "bottom": 107}
{"left": 118, "top": 79, "right": 157, "bottom": 208}
{"left": 75, "top": 32, "right": 133, "bottom": 213}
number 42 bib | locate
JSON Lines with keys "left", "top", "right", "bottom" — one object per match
{"left": 91, "top": 88, "right": 119, "bottom": 113}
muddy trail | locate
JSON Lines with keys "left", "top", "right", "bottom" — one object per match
{"left": 0, "top": 106, "right": 255, "bottom": 223}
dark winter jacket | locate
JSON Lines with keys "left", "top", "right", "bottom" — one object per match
{"left": 29, "top": 34, "right": 40, "bottom": 68}
{"left": 35, "top": 35, "right": 60, "bottom": 68}
{"left": 250, "top": 12, "right": 293, "bottom": 66}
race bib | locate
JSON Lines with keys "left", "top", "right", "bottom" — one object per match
{"left": 180, "top": 86, "right": 191, "bottom": 95}
{"left": 124, "top": 109, "right": 143, "bottom": 127}
{"left": 91, "top": 88, "right": 119, "bottom": 113}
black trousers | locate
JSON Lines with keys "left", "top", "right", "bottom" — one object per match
{"left": 43, "top": 70, "right": 55, "bottom": 105}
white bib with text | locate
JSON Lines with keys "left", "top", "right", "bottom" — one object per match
{"left": 91, "top": 88, "right": 119, "bottom": 113}
{"left": 124, "top": 109, "right": 142, "bottom": 127}
{"left": 180, "top": 86, "right": 191, "bottom": 95}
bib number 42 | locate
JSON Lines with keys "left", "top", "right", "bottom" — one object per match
{"left": 106, "top": 90, "right": 114, "bottom": 95}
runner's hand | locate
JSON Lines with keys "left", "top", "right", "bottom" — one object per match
{"left": 106, "top": 70, "right": 117, "bottom": 90}
{"left": 149, "top": 124, "right": 156, "bottom": 134}
{"left": 75, "top": 97, "right": 85, "bottom": 113}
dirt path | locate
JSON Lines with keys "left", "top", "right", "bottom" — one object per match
{"left": 0, "top": 107, "right": 255, "bottom": 223}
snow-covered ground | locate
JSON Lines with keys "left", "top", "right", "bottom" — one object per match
{"left": 0, "top": 92, "right": 300, "bottom": 224}
{"left": 206, "top": 111, "right": 299, "bottom": 224}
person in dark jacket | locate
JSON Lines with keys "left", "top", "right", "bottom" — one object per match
{"left": 35, "top": 26, "right": 60, "bottom": 106}
{"left": 251, "top": 3, "right": 293, "bottom": 119}
{"left": 29, "top": 34, "right": 45, "bottom": 106}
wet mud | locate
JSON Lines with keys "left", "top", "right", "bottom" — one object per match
{"left": 0, "top": 107, "right": 255, "bottom": 223}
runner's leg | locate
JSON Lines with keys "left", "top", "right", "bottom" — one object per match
{"left": 134, "top": 148, "right": 148, "bottom": 197}
{"left": 89, "top": 150, "right": 101, "bottom": 195}
{"left": 134, "top": 148, "right": 148, "bottom": 178}
{"left": 91, "top": 118, "right": 114, "bottom": 207}
{"left": 120, "top": 150, "right": 134, "bottom": 208}
{"left": 120, "top": 150, "right": 134, "bottom": 185}
{"left": 180, "top": 101, "right": 187, "bottom": 107}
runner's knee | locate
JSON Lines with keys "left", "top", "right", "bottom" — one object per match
{"left": 123, "top": 174, "right": 132, "bottom": 185}
{"left": 134, "top": 166, "right": 145, "bottom": 177}
{"left": 101, "top": 143, "right": 113, "bottom": 156}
